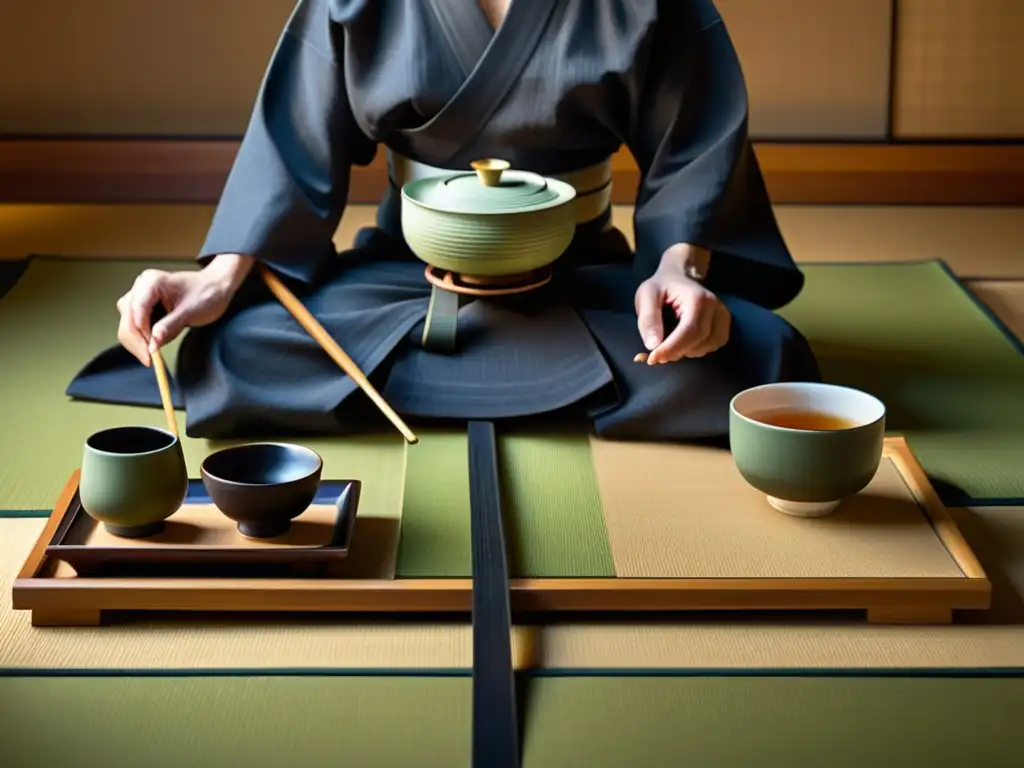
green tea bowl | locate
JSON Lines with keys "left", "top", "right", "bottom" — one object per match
{"left": 400, "top": 159, "right": 578, "bottom": 277}
{"left": 79, "top": 426, "right": 188, "bottom": 538}
{"left": 729, "top": 382, "right": 886, "bottom": 518}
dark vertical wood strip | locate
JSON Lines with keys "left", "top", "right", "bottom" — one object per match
{"left": 467, "top": 420, "right": 520, "bottom": 768}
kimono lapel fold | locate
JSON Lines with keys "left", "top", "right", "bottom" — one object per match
{"left": 427, "top": 0, "right": 494, "bottom": 77}
{"left": 406, "top": 0, "right": 559, "bottom": 164}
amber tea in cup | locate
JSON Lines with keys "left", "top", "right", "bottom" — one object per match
{"left": 747, "top": 408, "right": 857, "bottom": 432}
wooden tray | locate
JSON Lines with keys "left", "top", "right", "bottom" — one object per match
{"left": 42, "top": 481, "right": 361, "bottom": 578}
{"left": 11, "top": 437, "right": 992, "bottom": 628}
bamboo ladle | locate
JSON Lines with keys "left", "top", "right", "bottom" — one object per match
{"left": 258, "top": 264, "right": 419, "bottom": 445}
{"left": 150, "top": 346, "right": 178, "bottom": 437}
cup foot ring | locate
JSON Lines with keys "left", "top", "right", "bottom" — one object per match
{"left": 103, "top": 521, "right": 166, "bottom": 538}
{"left": 766, "top": 497, "right": 841, "bottom": 518}
{"left": 237, "top": 521, "right": 291, "bottom": 539}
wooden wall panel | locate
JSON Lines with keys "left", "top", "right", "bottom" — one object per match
{"left": 0, "top": 0, "right": 891, "bottom": 140}
{"left": 3, "top": 139, "right": 1022, "bottom": 206}
{"left": 717, "top": 0, "right": 893, "bottom": 139}
{"left": 893, "top": 0, "right": 1024, "bottom": 138}
{"left": 6, "top": 1, "right": 1024, "bottom": 142}
{"left": 0, "top": 0, "right": 295, "bottom": 135}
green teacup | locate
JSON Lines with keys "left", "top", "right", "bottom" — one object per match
{"left": 79, "top": 426, "right": 188, "bottom": 538}
{"left": 729, "top": 383, "right": 886, "bottom": 517}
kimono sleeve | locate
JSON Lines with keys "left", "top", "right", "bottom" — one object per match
{"left": 626, "top": 2, "right": 804, "bottom": 310}
{"left": 198, "top": 0, "right": 377, "bottom": 285}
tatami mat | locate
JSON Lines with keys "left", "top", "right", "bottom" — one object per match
{"left": 2, "top": 204, "right": 1023, "bottom": 277}
{"left": 498, "top": 434, "right": 615, "bottom": 578}
{"left": 1, "top": 205, "right": 1024, "bottom": 674}
{"left": 394, "top": 430, "right": 472, "bottom": 577}
{"left": 2, "top": 676, "right": 1021, "bottom": 768}
{"left": 4, "top": 499, "right": 1024, "bottom": 672}
{"left": 591, "top": 444, "right": 962, "bottom": 579}
{"left": 778, "top": 261, "right": 1024, "bottom": 501}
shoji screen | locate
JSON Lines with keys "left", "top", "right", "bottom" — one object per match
{"left": 716, "top": 0, "right": 893, "bottom": 139}
{"left": 893, "top": 0, "right": 1024, "bottom": 138}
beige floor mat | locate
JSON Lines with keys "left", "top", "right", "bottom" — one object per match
{"left": 589, "top": 443, "right": 962, "bottom": 579}
{"left": 0, "top": 518, "right": 472, "bottom": 671}
{"left": 969, "top": 280, "right": 1024, "bottom": 342}
{"left": 768, "top": 206, "right": 1024, "bottom": 277}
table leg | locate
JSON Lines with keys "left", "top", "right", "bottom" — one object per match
{"left": 867, "top": 606, "right": 953, "bottom": 625}
{"left": 31, "top": 607, "right": 104, "bottom": 627}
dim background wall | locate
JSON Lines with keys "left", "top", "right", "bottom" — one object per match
{"left": 0, "top": 0, "right": 1021, "bottom": 141}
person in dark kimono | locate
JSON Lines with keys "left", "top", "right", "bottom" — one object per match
{"left": 73, "top": 0, "right": 820, "bottom": 440}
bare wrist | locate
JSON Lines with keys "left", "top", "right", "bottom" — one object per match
{"left": 658, "top": 244, "right": 710, "bottom": 282}
{"left": 203, "top": 253, "right": 254, "bottom": 293}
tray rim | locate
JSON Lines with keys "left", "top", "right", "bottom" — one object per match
{"left": 42, "top": 480, "right": 361, "bottom": 572}
{"left": 11, "top": 437, "right": 992, "bottom": 619}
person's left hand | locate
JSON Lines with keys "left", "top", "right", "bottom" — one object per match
{"left": 634, "top": 251, "right": 731, "bottom": 364}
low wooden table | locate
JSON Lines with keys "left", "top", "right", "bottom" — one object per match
{"left": 12, "top": 437, "right": 991, "bottom": 628}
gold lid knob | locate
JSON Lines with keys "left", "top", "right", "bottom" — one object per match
{"left": 471, "top": 158, "right": 510, "bottom": 187}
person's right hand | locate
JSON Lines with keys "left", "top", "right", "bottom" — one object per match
{"left": 116, "top": 267, "right": 236, "bottom": 366}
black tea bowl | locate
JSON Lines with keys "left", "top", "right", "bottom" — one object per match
{"left": 200, "top": 443, "right": 323, "bottom": 539}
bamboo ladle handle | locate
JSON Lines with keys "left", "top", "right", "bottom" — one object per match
{"left": 150, "top": 347, "right": 178, "bottom": 437}
{"left": 258, "top": 264, "right": 419, "bottom": 445}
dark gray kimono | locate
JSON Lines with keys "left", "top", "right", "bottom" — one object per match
{"left": 67, "top": 0, "right": 820, "bottom": 440}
